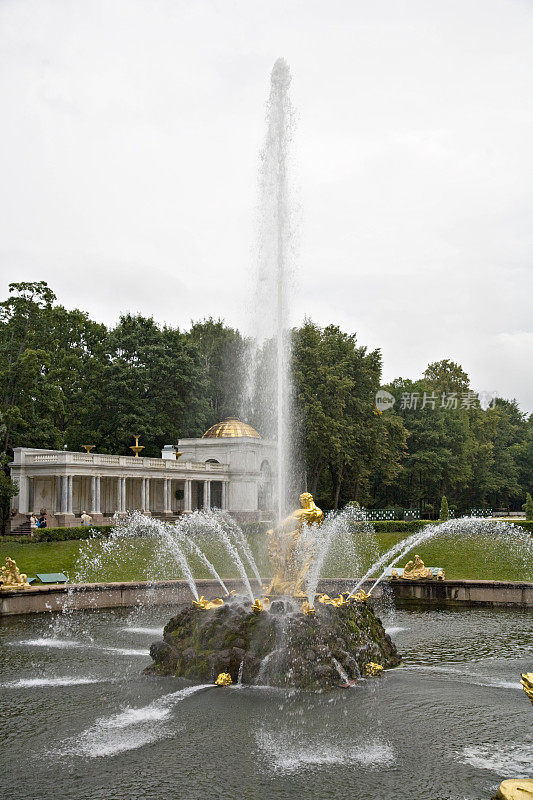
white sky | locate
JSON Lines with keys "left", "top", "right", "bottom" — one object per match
{"left": 1, "top": 0, "right": 532, "bottom": 411}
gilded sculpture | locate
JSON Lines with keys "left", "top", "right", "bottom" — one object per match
{"left": 520, "top": 673, "right": 533, "bottom": 706}
{"left": 251, "top": 598, "right": 270, "bottom": 613}
{"left": 193, "top": 596, "right": 224, "bottom": 610}
{"left": 0, "top": 557, "right": 30, "bottom": 590}
{"left": 400, "top": 554, "right": 433, "bottom": 580}
{"left": 265, "top": 492, "right": 324, "bottom": 597}
{"left": 214, "top": 672, "right": 232, "bottom": 686}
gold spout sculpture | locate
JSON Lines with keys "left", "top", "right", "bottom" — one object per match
{"left": 365, "top": 662, "right": 383, "bottom": 677}
{"left": 251, "top": 598, "right": 270, "bottom": 613}
{"left": 317, "top": 593, "right": 349, "bottom": 607}
{"left": 129, "top": 435, "right": 144, "bottom": 458}
{"left": 0, "top": 557, "right": 30, "bottom": 590}
{"left": 214, "top": 673, "right": 232, "bottom": 686}
{"left": 192, "top": 596, "right": 224, "bottom": 610}
{"left": 521, "top": 673, "right": 533, "bottom": 706}
{"left": 301, "top": 601, "right": 316, "bottom": 615}
{"left": 265, "top": 492, "right": 324, "bottom": 597}
{"left": 349, "top": 589, "right": 371, "bottom": 602}
{"left": 400, "top": 555, "right": 433, "bottom": 580}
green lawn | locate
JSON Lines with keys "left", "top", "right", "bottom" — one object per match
{"left": 1, "top": 526, "right": 531, "bottom": 584}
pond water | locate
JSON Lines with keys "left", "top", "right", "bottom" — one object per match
{"left": 1, "top": 603, "right": 531, "bottom": 800}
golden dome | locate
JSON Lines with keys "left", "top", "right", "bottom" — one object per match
{"left": 202, "top": 417, "right": 261, "bottom": 439}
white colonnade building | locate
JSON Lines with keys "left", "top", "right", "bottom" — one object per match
{"left": 9, "top": 418, "right": 275, "bottom": 530}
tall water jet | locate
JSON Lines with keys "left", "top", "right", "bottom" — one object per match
{"left": 248, "top": 58, "right": 296, "bottom": 521}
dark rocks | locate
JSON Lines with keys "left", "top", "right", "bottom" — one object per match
{"left": 146, "top": 596, "right": 401, "bottom": 690}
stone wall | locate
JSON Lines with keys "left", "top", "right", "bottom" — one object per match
{"left": 1, "top": 578, "right": 532, "bottom": 616}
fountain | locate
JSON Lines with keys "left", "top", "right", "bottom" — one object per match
{"left": 2, "top": 59, "right": 533, "bottom": 800}
{"left": 145, "top": 492, "right": 400, "bottom": 689}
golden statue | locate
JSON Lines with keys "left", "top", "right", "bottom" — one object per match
{"left": 301, "top": 600, "right": 316, "bottom": 615}
{"left": 365, "top": 662, "right": 383, "bottom": 677}
{"left": 265, "top": 492, "right": 324, "bottom": 597}
{"left": 192, "top": 596, "right": 224, "bottom": 610}
{"left": 0, "top": 557, "right": 30, "bottom": 590}
{"left": 401, "top": 554, "right": 433, "bottom": 580}
{"left": 214, "top": 673, "right": 232, "bottom": 686}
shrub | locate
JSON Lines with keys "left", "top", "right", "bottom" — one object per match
{"left": 439, "top": 495, "right": 449, "bottom": 522}
{"left": 523, "top": 493, "right": 533, "bottom": 522}
{"left": 357, "top": 520, "right": 433, "bottom": 534}
{"left": 33, "top": 525, "right": 114, "bottom": 542}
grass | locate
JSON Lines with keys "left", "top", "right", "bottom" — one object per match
{"left": 1, "top": 524, "right": 531, "bottom": 584}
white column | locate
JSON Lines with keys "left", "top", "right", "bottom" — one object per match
{"left": 184, "top": 479, "right": 192, "bottom": 512}
{"left": 121, "top": 477, "right": 126, "bottom": 512}
{"left": 203, "top": 480, "right": 210, "bottom": 510}
{"left": 95, "top": 476, "right": 101, "bottom": 514}
{"left": 67, "top": 475, "right": 73, "bottom": 514}
{"left": 163, "top": 478, "right": 171, "bottom": 513}
{"left": 145, "top": 478, "right": 150, "bottom": 512}
{"left": 61, "top": 475, "right": 68, "bottom": 513}
{"left": 55, "top": 476, "right": 61, "bottom": 514}
{"left": 221, "top": 481, "right": 228, "bottom": 511}
{"left": 90, "top": 476, "right": 97, "bottom": 514}
{"left": 17, "top": 474, "right": 30, "bottom": 514}
{"left": 116, "top": 477, "right": 122, "bottom": 513}
{"left": 141, "top": 478, "right": 146, "bottom": 510}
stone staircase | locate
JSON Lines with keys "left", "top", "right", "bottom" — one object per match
{"left": 8, "top": 518, "right": 31, "bottom": 536}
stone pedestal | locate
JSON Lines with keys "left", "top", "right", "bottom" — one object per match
{"left": 54, "top": 513, "right": 76, "bottom": 528}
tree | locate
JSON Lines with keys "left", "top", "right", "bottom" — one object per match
{"left": 439, "top": 495, "right": 449, "bottom": 521}
{"left": 189, "top": 318, "right": 247, "bottom": 426}
{"left": 292, "top": 320, "right": 406, "bottom": 510}
{"left": 524, "top": 492, "right": 533, "bottom": 521}
{"left": 100, "top": 314, "right": 210, "bottom": 455}
{"left": 423, "top": 359, "right": 470, "bottom": 394}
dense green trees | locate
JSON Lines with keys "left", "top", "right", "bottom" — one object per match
{"left": 0, "top": 282, "right": 531, "bottom": 513}
{"left": 292, "top": 321, "right": 406, "bottom": 509}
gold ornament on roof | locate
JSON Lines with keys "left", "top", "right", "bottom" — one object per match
{"left": 129, "top": 435, "right": 144, "bottom": 458}
{"left": 82, "top": 445, "right": 95, "bottom": 453}
{"left": 0, "top": 557, "right": 30, "bottom": 590}
{"left": 202, "top": 417, "right": 261, "bottom": 439}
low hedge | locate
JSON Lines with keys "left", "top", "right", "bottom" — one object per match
{"left": 6, "top": 517, "right": 532, "bottom": 544}
{"left": 355, "top": 519, "right": 533, "bottom": 534}
{"left": 33, "top": 525, "right": 114, "bottom": 542}
{"left": 361, "top": 520, "right": 432, "bottom": 534}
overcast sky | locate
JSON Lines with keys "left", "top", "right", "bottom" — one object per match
{"left": 1, "top": 0, "right": 532, "bottom": 411}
